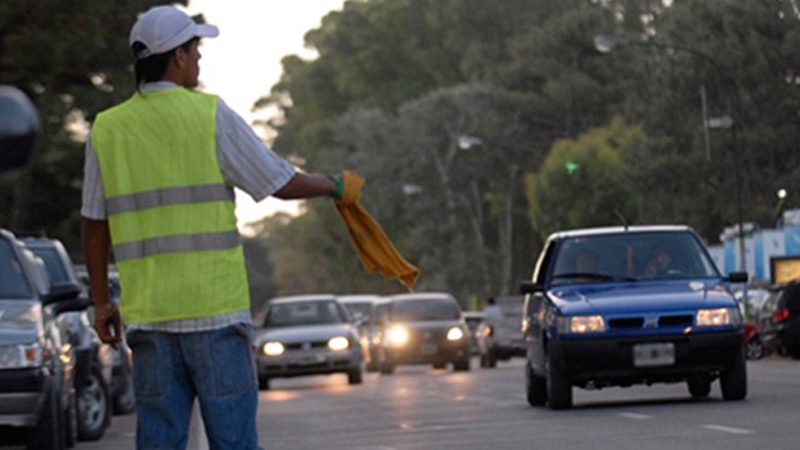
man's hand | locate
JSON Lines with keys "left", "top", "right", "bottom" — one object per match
{"left": 94, "top": 301, "right": 123, "bottom": 349}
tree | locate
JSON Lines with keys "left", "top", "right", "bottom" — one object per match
{"left": 526, "top": 117, "right": 646, "bottom": 239}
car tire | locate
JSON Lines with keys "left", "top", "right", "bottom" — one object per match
{"left": 453, "top": 357, "right": 470, "bottom": 372}
{"left": 545, "top": 351, "right": 572, "bottom": 410}
{"left": 64, "top": 389, "right": 78, "bottom": 448}
{"left": 258, "top": 375, "right": 271, "bottom": 390}
{"left": 29, "top": 381, "right": 65, "bottom": 450}
{"left": 687, "top": 376, "right": 711, "bottom": 399}
{"left": 112, "top": 374, "right": 136, "bottom": 415}
{"left": 433, "top": 362, "right": 446, "bottom": 370}
{"left": 745, "top": 337, "right": 766, "bottom": 361}
{"left": 525, "top": 361, "right": 547, "bottom": 407}
{"left": 720, "top": 350, "right": 747, "bottom": 401}
{"left": 76, "top": 366, "right": 111, "bottom": 441}
{"left": 379, "top": 359, "right": 395, "bottom": 375}
{"left": 487, "top": 350, "right": 497, "bottom": 368}
{"left": 348, "top": 367, "right": 363, "bottom": 385}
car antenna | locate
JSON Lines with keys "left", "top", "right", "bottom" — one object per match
{"left": 614, "top": 210, "right": 629, "bottom": 231}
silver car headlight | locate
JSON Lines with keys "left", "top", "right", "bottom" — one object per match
{"left": 696, "top": 307, "right": 740, "bottom": 327}
{"left": 0, "top": 343, "right": 43, "bottom": 369}
{"left": 262, "top": 341, "right": 285, "bottom": 356}
{"left": 327, "top": 336, "right": 350, "bottom": 351}
{"left": 557, "top": 315, "right": 606, "bottom": 334}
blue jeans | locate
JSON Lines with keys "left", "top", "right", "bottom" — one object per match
{"left": 127, "top": 325, "right": 260, "bottom": 450}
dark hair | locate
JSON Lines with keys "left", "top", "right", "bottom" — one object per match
{"left": 131, "top": 38, "right": 198, "bottom": 90}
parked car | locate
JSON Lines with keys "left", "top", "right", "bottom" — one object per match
{"left": 521, "top": 225, "right": 748, "bottom": 409}
{"left": 376, "top": 293, "right": 471, "bottom": 374}
{"left": 24, "top": 237, "right": 113, "bottom": 441}
{"left": 757, "top": 281, "right": 800, "bottom": 359}
{"left": 476, "top": 296, "right": 525, "bottom": 368}
{"left": 252, "top": 295, "right": 363, "bottom": 390}
{"left": 0, "top": 229, "right": 87, "bottom": 449}
{"left": 743, "top": 321, "right": 765, "bottom": 360}
{"left": 73, "top": 264, "right": 135, "bottom": 416}
{"left": 463, "top": 311, "right": 485, "bottom": 355}
{"left": 337, "top": 295, "right": 381, "bottom": 371}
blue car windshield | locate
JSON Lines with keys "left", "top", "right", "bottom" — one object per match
{"left": 264, "top": 300, "right": 345, "bottom": 327}
{"left": 0, "top": 239, "right": 32, "bottom": 298}
{"left": 551, "top": 231, "right": 719, "bottom": 286}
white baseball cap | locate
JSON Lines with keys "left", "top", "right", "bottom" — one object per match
{"left": 129, "top": 6, "right": 219, "bottom": 59}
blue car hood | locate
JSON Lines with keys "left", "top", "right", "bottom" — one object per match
{"left": 547, "top": 279, "right": 737, "bottom": 316}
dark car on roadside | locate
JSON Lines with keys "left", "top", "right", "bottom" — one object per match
{"left": 25, "top": 238, "right": 114, "bottom": 442}
{"left": 376, "top": 293, "right": 471, "bottom": 374}
{"left": 757, "top": 281, "right": 800, "bottom": 359}
{"left": 521, "top": 225, "right": 748, "bottom": 409}
{"left": 73, "top": 264, "right": 136, "bottom": 416}
{"left": 0, "top": 229, "right": 87, "bottom": 449}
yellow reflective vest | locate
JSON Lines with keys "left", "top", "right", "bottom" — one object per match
{"left": 92, "top": 87, "right": 249, "bottom": 324}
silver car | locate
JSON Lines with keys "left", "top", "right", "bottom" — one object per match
{"left": 253, "top": 295, "right": 363, "bottom": 390}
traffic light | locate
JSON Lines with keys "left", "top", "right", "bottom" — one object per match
{"left": 565, "top": 161, "right": 579, "bottom": 175}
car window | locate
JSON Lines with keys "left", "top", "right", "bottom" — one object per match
{"left": 342, "top": 302, "right": 372, "bottom": 321}
{"left": 0, "top": 239, "right": 32, "bottom": 298}
{"left": 264, "top": 300, "right": 345, "bottom": 327}
{"left": 29, "top": 246, "right": 69, "bottom": 284}
{"left": 551, "top": 231, "right": 719, "bottom": 285}
{"left": 390, "top": 299, "right": 461, "bottom": 322}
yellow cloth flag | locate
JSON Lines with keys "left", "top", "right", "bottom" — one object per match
{"left": 335, "top": 171, "right": 419, "bottom": 291}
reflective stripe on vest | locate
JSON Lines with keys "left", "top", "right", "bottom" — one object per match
{"left": 106, "top": 183, "right": 234, "bottom": 215}
{"left": 113, "top": 229, "right": 241, "bottom": 262}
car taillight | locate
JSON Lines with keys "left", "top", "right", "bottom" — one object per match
{"left": 772, "top": 308, "right": 790, "bottom": 323}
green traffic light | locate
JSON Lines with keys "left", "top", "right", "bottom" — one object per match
{"left": 565, "top": 161, "right": 579, "bottom": 175}
{"left": 778, "top": 188, "right": 788, "bottom": 200}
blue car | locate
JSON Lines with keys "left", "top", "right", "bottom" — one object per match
{"left": 520, "top": 226, "right": 749, "bottom": 409}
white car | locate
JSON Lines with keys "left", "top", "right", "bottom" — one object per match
{"left": 253, "top": 295, "right": 363, "bottom": 390}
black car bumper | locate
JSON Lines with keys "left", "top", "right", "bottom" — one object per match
{"left": 549, "top": 330, "right": 743, "bottom": 387}
{"left": 0, "top": 368, "right": 50, "bottom": 427}
{"left": 384, "top": 340, "right": 470, "bottom": 365}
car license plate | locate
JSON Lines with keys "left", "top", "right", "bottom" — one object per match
{"left": 293, "top": 354, "right": 326, "bottom": 366}
{"left": 633, "top": 343, "right": 675, "bottom": 367}
{"left": 421, "top": 343, "right": 438, "bottom": 355}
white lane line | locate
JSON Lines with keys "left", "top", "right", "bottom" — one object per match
{"left": 618, "top": 412, "right": 653, "bottom": 420}
{"left": 700, "top": 425, "right": 755, "bottom": 435}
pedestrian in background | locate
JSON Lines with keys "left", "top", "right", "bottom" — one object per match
{"left": 81, "top": 6, "right": 342, "bottom": 449}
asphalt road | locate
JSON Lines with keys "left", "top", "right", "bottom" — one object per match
{"left": 78, "top": 356, "right": 799, "bottom": 450}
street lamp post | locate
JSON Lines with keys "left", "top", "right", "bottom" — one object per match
{"left": 594, "top": 33, "right": 748, "bottom": 273}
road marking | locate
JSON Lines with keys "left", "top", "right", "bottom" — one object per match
{"left": 618, "top": 412, "right": 653, "bottom": 420}
{"left": 700, "top": 425, "right": 755, "bottom": 435}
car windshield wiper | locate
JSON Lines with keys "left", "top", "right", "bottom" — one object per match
{"left": 552, "top": 272, "right": 637, "bottom": 282}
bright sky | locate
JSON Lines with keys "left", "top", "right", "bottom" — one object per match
{"left": 183, "top": 0, "right": 346, "bottom": 236}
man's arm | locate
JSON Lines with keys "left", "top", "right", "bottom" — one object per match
{"left": 82, "top": 217, "right": 122, "bottom": 347}
{"left": 273, "top": 172, "right": 338, "bottom": 200}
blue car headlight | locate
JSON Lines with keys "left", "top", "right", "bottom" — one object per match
{"left": 557, "top": 315, "right": 606, "bottom": 334}
{"left": 696, "top": 307, "right": 741, "bottom": 327}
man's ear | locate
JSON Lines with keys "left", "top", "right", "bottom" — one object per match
{"left": 172, "top": 47, "right": 188, "bottom": 69}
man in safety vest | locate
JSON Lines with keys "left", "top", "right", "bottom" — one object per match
{"left": 81, "top": 6, "right": 342, "bottom": 449}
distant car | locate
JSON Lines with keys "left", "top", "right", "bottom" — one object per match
{"left": 252, "top": 295, "right": 363, "bottom": 390}
{"left": 376, "top": 293, "right": 470, "bottom": 374}
{"left": 476, "top": 296, "right": 525, "bottom": 368}
{"left": 463, "top": 311, "right": 485, "bottom": 355}
{"left": 757, "top": 281, "right": 800, "bottom": 359}
{"left": 337, "top": 295, "right": 381, "bottom": 371}
{"left": 25, "top": 238, "right": 116, "bottom": 442}
{"left": 0, "top": 229, "right": 86, "bottom": 449}
{"left": 521, "top": 226, "right": 748, "bottom": 409}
